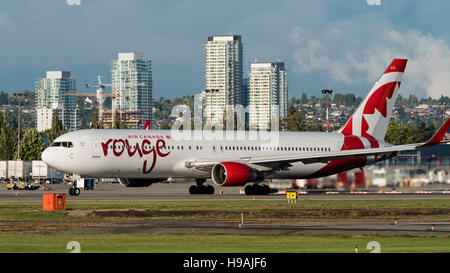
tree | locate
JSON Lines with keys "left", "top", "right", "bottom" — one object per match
{"left": 384, "top": 119, "right": 412, "bottom": 144}
{"left": 409, "top": 121, "right": 435, "bottom": 143}
{"left": 0, "top": 112, "right": 17, "bottom": 160}
{"left": 299, "top": 93, "right": 308, "bottom": 106}
{"left": 91, "top": 111, "right": 103, "bottom": 129}
{"left": 113, "top": 112, "right": 128, "bottom": 129}
{"left": 0, "top": 91, "right": 8, "bottom": 105}
{"left": 14, "top": 128, "right": 45, "bottom": 160}
{"left": 283, "top": 105, "right": 304, "bottom": 131}
{"left": 43, "top": 113, "right": 66, "bottom": 147}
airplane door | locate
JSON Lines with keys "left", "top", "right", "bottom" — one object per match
{"left": 91, "top": 139, "right": 101, "bottom": 158}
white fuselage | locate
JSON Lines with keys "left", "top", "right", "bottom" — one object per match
{"left": 42, "top": 129, "right": 391, "bottom": 181}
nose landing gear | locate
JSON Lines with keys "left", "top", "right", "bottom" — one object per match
{"left": 69, "top": 186, "right": 80, "bottom": 196}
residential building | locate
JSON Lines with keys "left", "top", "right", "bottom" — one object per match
{"left": 248, "top": 62, "right": 288, "bottom": 130}
{"left": 35, "top": 71, "right": 79, "bottom": 131}
{"left": 203, "top": 35, "right": 243, "bottom": 126}
{"left": 111, "top": 52, "right": 153, "bottom": 127}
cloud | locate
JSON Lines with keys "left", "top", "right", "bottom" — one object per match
{"left": 291, "top": 24, "right": 450, "bottom": 98}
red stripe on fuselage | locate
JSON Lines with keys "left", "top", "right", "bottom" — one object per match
{"left": 304, "top": 135, "right": 367, "bottom": 179}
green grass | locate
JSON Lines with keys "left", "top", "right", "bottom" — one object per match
{"left": 0, "top": 200, "right": 448, "bottom": 253}
{"left": 0, "top": 233, "right": 448, "bottom": 253}
{"left": 0, "top": 199, "right": 449, "bottom": 221}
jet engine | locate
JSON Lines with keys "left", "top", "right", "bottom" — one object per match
{"left": 117, "top": 178, "right": 167, "bottom": 187}
{"left": 211, "top": 162, "right": 263, "bottom": 187}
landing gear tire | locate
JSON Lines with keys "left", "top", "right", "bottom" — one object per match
{"left": 245, "top": 184, "right": 270, "bottom": 195}
{"left": 189, "top": 185, "right": 198, "bottom": 195}
{"left": 206, "top": 185, "right": 215, "bottom": 194}
{"left": 189, "top": 184, "right": 215, "bottom": 195}
{"left": 69, "top": 187, "right": 80, "bottom": 196}
{"left": 245, "top": 185, "right": 253, "bottom": 195}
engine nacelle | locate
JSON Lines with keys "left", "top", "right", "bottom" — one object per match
{"left": 211, "top": 162, "right": 263, "bottom": 187}
{"left": 117, "top": 178, "right": 167, "bottom": 187}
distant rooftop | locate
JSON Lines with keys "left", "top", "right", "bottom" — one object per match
{"left": 117, "top": 52, "right": 143, "bottom": 61}
{"left": 45, "top": 71, "right": 71, "bottom": 79}
{"left": 207, "top": 35, "right": 241, "bottom": 42}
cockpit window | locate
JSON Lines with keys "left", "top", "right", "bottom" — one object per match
{"left": 51, "top": 141, "right": 73, "bottom": 148}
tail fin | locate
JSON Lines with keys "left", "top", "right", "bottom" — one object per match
{"left": 339, "top": 58, "right": 407, "bottom": 140}
{"left": 143, "top": 120, "right": 151, "bottom": 130}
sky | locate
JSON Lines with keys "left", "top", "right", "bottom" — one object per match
{"left": 1, "top": 0, "right": 450, "bottom": 99}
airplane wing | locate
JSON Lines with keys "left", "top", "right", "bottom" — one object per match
{"left": 186, "top": 118, "right": 450, "bottom": 171}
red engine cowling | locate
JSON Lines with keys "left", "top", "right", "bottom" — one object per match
{"left": 211, "top": 162, "right": 263, "bottom": 187}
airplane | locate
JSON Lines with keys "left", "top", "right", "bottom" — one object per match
{"left": 42, "top": 59, "right": 450, "bottom": 195}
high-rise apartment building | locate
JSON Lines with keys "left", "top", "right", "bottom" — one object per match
{"left": 110, "top": 52, "right": 153, "bottom": 128}
{"left": 203, "top": 35, "right": 243, "bottom": 126}
{"left": 248, "top": 62, "right": 288, "bottom": 130}
{"left": 35, "top": 71, "right": 79, "bottom": 132}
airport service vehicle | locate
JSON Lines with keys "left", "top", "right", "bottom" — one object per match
{"left": 41, "top": 59, "right": 450, "bottom": 195}
{"left": 6, "top": 161, "right": 32, "bottom": 181}
{"left": 32, "top": 161, "right": 65, "bottom": 183}
{"left": 68, "top": 178, "right": 96, "bottom": 196}
{"left": 6, "top": 182, "right": 39, "bottom": 190}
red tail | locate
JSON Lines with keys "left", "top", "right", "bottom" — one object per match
{"left": 143, "top": 120, "right": 151, "bottom": 130}
{"left": 339, "top": 59, "right": 407, "bottom": 140}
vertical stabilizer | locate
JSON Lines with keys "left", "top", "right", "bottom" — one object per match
{"left": 339, "top": 59, "right": 407, "bottom": 140}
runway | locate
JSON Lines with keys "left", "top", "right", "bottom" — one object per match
{"left": 1, "top": 182, "right": 450, "bottom": 202}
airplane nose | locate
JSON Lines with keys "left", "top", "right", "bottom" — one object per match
{"left": 41, "top": 148, "right": 53, "bottom": 166}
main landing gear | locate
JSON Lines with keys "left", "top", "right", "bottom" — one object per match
{"left": 244, "top": 184, "right": 270, "bottom": 195}
{"left": 189, "top": 179, "right": 215, "bottom": 195}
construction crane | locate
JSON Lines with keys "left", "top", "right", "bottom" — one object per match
{"left": 66, "top": 76, "right": 130, "bottom": 128}
{"left": 83, "top": 75, "right": 113, "bottom": 123}
{"left": 74, "top": 75, "right": 145, "bottom": 128}
{"left": 65, "top": 91, "right": 129, "bottom": 128}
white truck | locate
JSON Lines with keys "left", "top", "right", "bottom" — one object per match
{"left": 0, "top": 161, "right": 8, "bottom": 181}
{"left": 32, "top": 161, "right": 65, "bottom": 183}
{"left": 7, "top": 161, "right": 32, "bottom": 181}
